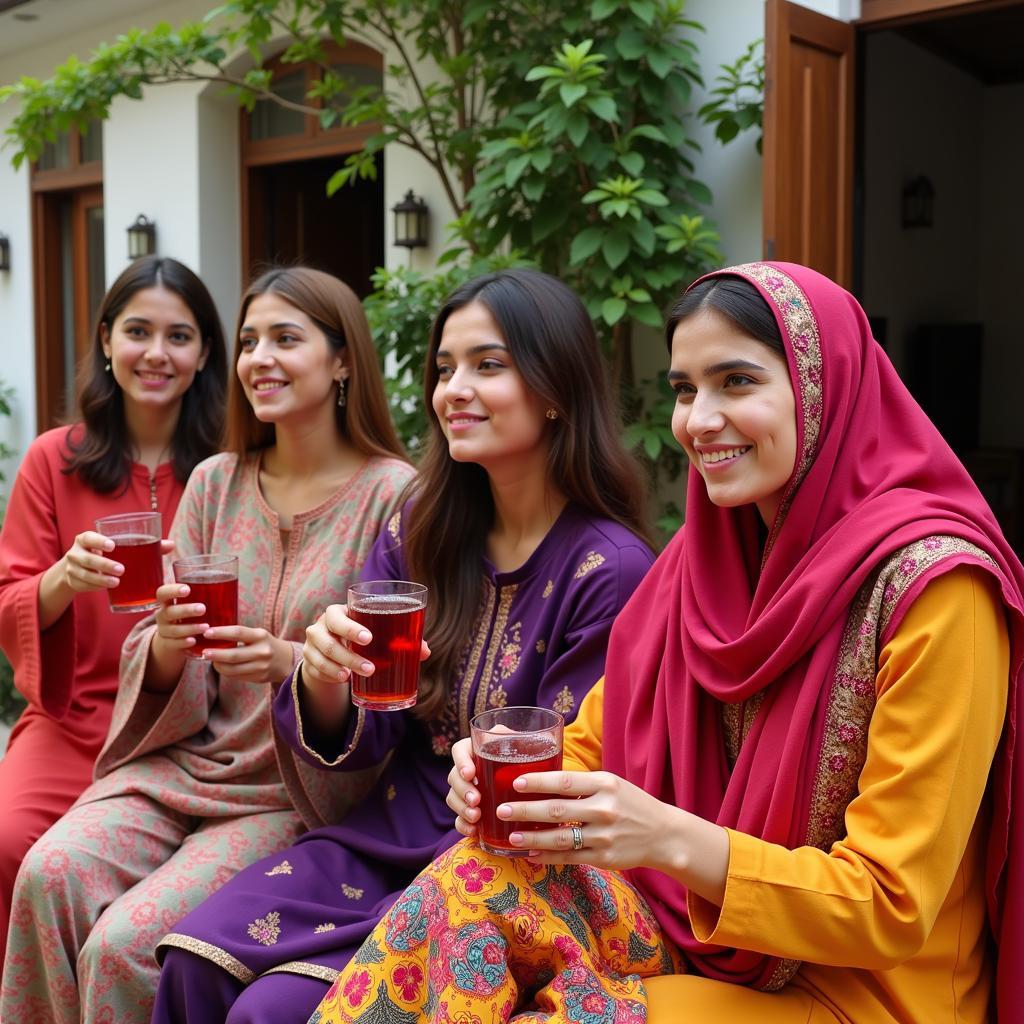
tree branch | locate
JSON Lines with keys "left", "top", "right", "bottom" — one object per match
{"left": 360, "top": 6, "right": 463, "bottom": 215}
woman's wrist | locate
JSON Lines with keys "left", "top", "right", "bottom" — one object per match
{"left": 271, "top": 638, "right": 297, "bottom": 684}
{"left": 37, "top": 558, "right": 75, "bottom": 630}
{"left": 652, "top": 806, "right": 730, "bottom": 908}
{"left": 299, "top": 662, "right": 352, "bottom": 731}
{"left": 143, "top": 633, "right": 187, "bottom": 693}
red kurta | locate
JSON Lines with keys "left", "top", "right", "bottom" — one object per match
{"left": 0, "top": 424, "right": 184, "bottom": 956}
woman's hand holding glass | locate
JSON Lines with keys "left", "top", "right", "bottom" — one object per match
{"left": 446, "top": 736, "right": 483, "bottom": 837}
{"left": 447, "top": 739, "right": 727, "bottom": 900}
{"left": 492, "top": 769, "right": 679, "bottom": 870}
{"left": 152, "top": 582, "right": 210, "bottom": 656}
{"left": 202, "top": 625, "right": 294, "bottom": 683}
{"left": 60, "top": 532, "right": 174, "bottom": 595}
{"left": 301, "top": 603, "right": 431, "bottom": 689}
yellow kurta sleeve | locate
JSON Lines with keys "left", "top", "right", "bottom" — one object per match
{"left": 688, "top": 564, "right": 1008, "bottom": 970}
{"left": 562, "top": 676, "right": 604, "bottom": 773}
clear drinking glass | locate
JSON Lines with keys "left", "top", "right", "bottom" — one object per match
{"left": 94, "top": 511, "right": 162, "bottom": 613}
{"left": 347, "top": 580, "right": 428, "bottom": 710}
{"left": 471, "top": 706, "right": 564, "bottom": 856}
{"left": 172, "top": 554, "right": 240, "bottom": 658}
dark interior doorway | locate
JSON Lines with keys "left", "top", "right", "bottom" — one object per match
{"left": 857, "top": 1, "right": 1024, "bottom": 550}
{"left": 246, "top": 152, "right": 384, "bottom": 297}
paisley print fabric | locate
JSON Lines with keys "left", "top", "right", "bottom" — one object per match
{"left": 308, "top": 839, "right": 682, "bottom": 1024}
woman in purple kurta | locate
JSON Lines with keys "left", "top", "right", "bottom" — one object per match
{"left": 153, "top": 269, "right": 656, "bottom": 1023}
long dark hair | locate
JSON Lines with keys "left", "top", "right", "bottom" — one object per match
{"left": 665, "top": 275, "right": 784, "bottom": 354}
{"left": 404, "top": 268, "right": 651, "bottom": 720}
{"left": 224, "top": 267, "right": 406, "bottom": 462}
{"left": 63, "top": 256, "right": 228, "bottom": 491}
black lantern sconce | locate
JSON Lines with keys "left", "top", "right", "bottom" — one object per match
{"left": 0, "top": 233, "right": 10, "bottom": 272}
{"left": 126, "top": 214, "right": 157, "bottom": 260}
{"left": 391, "top": 190, "right": 429, "bottom": 258}
{"left": 901, "top": 176, "right": 934, "bottom": 229}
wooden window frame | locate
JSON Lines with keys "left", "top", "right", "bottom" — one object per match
{"left": 239, "top": 39, "right": 382, "bottom": 168}
{"left": 858, "top": 0, "right": 1023, "bottom": 28}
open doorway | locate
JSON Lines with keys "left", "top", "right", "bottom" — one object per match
{"left": 245, "top": 153, "right": 384, "bottom": 297}
{"left": 858, "top": 2, "right": 1024, "bottom": 549}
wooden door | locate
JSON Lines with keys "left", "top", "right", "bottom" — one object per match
{"left": 71, "top": 187, "right": 106, "bottom": 368}
{"left": 32, "top": 184, "right": 105, "bottom": 428}
{"left": 763, "top": 0, "right": 855, "bottom": 287}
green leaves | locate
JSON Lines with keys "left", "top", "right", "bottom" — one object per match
{"left": 698, "top": 38, "right": 765, "bottom": 154}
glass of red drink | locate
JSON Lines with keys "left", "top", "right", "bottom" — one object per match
{"left": 172, "top": 554, "right": 240, "bottom": 658}
{"left": 347, "top": 580, "right": 427, "bottom": 711}
{"left": 470, "top": 706, "right": 564, "bottom": 857}
{"left": 95, "top": 511, "right": 163, "bottom": 614}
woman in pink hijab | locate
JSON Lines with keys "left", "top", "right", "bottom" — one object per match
{"left": 305, "top": 262, "right": 1024, "bottom": 1024}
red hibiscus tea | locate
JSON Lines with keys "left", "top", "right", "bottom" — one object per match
{"left": 173, "top": 555, "right": 239, "bottom": 658}
{"left": 471, "top": 707, "right": 564, "bottom": 857}
{"left": 347, "top": 581, "right": 428, "bottom": 711}
{"left": 95, "top": 512, "right": 162, "bottom": 614}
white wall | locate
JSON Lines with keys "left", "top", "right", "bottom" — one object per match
{"left": 0, "top": 106, "right": 35, "bottom": 476}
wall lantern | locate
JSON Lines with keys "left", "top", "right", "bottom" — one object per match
{"left": 901, "top": 176, "right": 934, "bottom": 229}
{"left": 0, "top": 234, "right": 9, "bottom": 272}
{"left": 391, "top": 190, "right": 429, "bottom": 252}
{"left": 126, "top": 214, "right": 157, "bottom": 260}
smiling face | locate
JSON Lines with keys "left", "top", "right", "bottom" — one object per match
{"left": 236, "top": 292, "right": 346, "bottom": 429}
{"left": 101, "top": 285, "right": 208, "bottom": 415}
{"left": 430, "top": 301, "right": 551, "bottom": 474}
{"left": 669, "top": 307, "right": 798, "bottom": 525}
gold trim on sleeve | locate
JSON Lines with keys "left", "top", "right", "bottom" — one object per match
{"left": 156, "top": 934, "right": 256, "bottom": 984}
{"left": 291, "top": 665, "right": 367, "bottom": 768}
{"left": 261, "top": 961, "right": 341, "bottom": 983}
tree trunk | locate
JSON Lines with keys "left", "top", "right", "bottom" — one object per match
{"left": 611, "top": 318, "right": 635, "bottom": 398}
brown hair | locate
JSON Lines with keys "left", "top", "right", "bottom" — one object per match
{"left": 404, "top": 268, "right": 651, "bottom": 720}
{"left": 224, "top": 267, "right": 406, "bottom": 462}
{"left": 64, "top": 255, "right": 228, "bottom": 491}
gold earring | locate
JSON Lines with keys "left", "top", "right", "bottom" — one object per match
{"left": 337, "top": 379, "right": 347, "bottom": 407}
{"left": 545, "top": 408, "right": 558, "bottom": 420}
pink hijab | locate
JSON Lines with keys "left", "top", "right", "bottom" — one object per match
{"left": 601, "top": 262, "right": 1024, "bottom": 1012}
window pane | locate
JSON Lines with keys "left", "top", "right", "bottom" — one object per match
{"left": 38, "top": 132, "right": 72, "bottom": 171}
{"left": 325, "top": 61, "right": 382, "bottom": 120}
{"left": 249, "top": 71, "right": 307, "bottom": 141}
{"left": 80, "top": 124, "right": 103, "bottom": 165}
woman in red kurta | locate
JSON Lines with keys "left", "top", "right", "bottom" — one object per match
{"left": 0, "top": 255, "right": 227, "bottom": 959}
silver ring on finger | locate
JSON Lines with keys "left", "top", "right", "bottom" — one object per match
{"left": 571, "top": 825, "right": 584, "bottom": 851}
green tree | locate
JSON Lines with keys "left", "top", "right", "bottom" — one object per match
{"left": 1, "top": 1, "right": 765, "bottom": 521}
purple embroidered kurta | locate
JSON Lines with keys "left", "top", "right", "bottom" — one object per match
{"left": 156, "top": 503, "right": 654, "bottom": 994}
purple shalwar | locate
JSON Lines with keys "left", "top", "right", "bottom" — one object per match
{"left": 153, "top": 502, "right": 654, "bottom": 1024}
